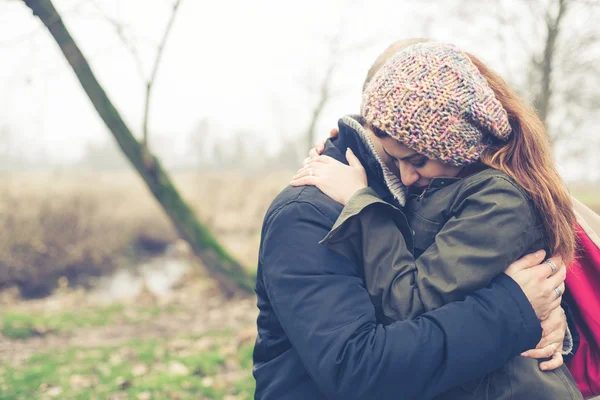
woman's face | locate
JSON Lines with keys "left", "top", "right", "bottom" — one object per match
{"left": 377, "top": 134, "right": 463, "bottom": 188}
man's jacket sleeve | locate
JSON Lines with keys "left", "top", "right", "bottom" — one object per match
{"left": 261, "top": 200, "right": 542, "bottom": 400}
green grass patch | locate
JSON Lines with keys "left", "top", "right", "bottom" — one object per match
{"left": 0, "top": 304, "right": 125, "bottom": 339}
{"left": 0, "top": 332, "right": 255, "bottom": 399}
{"left": 0, "top": 303, "right": 184, "bottom": 340}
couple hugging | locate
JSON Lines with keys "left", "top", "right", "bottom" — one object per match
{"left": 253, "top": 39, "right": 600, "bottom": 399}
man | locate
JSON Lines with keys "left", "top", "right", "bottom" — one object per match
{"left": 252, "top": 40, "right": 568, "bottom": 400}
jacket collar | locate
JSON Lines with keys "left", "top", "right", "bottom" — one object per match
{"left": 325, "top": 115, "right": 407, "bottom": 206}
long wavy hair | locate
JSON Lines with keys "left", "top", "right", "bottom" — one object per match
{"left": 466, "top": 53, "right": 576, "bottom": 264}
{"left": 363, "top": 41, "right": 576, "bottom": 263}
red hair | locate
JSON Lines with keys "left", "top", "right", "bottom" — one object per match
{"left": 466, "top": 53, "right": 576, "bottom": 264}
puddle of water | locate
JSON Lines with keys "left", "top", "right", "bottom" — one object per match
{"left": 90, "top": 245, "right": 191, "bottom": 304}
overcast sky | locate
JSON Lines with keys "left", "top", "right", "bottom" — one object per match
{"left": 0, "top": 0, "right": 597, "bottom": 180}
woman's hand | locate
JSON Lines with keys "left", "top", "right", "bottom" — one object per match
{"left": 504, "top": 250, "right": 566, "bottom": 321}
{"left": 521, "top": 306, "right": 567, "bottom": 371}
{"left": 303, "top": 128, "right": 340, "bottom": 167}
{"left": 291, "top": 148, "right": 367, "bottom": 205}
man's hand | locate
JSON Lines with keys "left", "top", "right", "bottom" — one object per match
{"left": 520, "top": 306, "right": 567, "bottom": 371}
{"left": 505, "top": 250, "right": 566, "bottom": 321}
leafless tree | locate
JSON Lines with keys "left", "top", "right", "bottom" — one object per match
{"left": 22, "top": 0, "right": 254, "bottom": 296}
{"left": 302, "top": 31, "right": 377, "bottom": 152}
{"left": 492, "top": 0, "right": 600, "bottom": 146}
{"left": 89, "top": 0, "right": 182, "bottom": 164}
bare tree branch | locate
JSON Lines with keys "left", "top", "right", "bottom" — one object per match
{"left": 88, "top": 0, "right": 183, "bottom": 157}
{"left": 21, "top": 0, "right": 254, "bottom": 296}
{"left": 534, "top": 0, "right": 568, "bottom": 126}
{"left": 143, "top": 0, "right": 183, "bottom": 152}
{"left": 88, "top": 2, "right": 146, "bottom": 80}
{"left": 304, "top": 30, "right": 343, "bottom": 151}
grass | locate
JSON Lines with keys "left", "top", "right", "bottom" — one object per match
{"left": 0, "top": 332, "right": 255, "bottom": 399}
{"left": 0, "top": 304, "right": 124, "bottom": 339}
{"left": 0, "top": 274, "right": 258, "bottom": 399}
{"left": 0, "top": 304, "right": 177, "bottom": 340}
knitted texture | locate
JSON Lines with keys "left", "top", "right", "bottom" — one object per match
{"left": 361, "top": 42, "right": 512, "bottom": 166}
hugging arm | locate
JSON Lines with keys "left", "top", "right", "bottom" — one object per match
{"left": 260, "top": 200, "right": 542, "bottom": 399}
{"left": 321, "top": 177, "right": 557, "bottom": 321}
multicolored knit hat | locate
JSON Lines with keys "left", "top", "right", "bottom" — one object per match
{"left": 361, "top": 42, "right": 512, "bottom": 166}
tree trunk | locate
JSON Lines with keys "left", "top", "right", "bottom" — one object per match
{"left": 535, "top": 0, "right": 568, "bottom": 129}
{"left": 22, "top": 0, "right": 254, "bottom": 297}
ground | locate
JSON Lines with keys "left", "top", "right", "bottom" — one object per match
{"left": 0, "top": 172, "right": 597, "bottom": 399}
{"left": 0, "top": 272, "right": 258, "bottom": 400}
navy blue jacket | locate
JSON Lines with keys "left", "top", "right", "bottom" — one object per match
{"left": 253, "top": 119, "right": 543, "bottom": 399}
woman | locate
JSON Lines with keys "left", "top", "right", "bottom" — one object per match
{"left": 291, "top": 42, "right": 583, "bottom": 399}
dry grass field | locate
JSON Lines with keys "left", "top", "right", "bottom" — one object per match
{"left": 0, "top": 171, "right": 292, "bottom": 297}
{"left": 0, "top": 171, "right": 598, "bottom": 399}
{"left": 1, "top": 171, "right": 598, "bottom": 298}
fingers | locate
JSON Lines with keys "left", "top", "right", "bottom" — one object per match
{"left": 505, "top": 250, "right": 546, "bottom": 276}
{"left": 290, "top": 176, "right": 317, "bottom": 187}
{"left": 304, "top": 155, "right": 334, "bottom": 165}
{"left": 521, "top": 343, "right": 557, "bottom": 359}
{"left": 314, "top": 139, "right": 327, "bottom": 155}
{"left": 535, "top": 256, "right": 565, "bottom": 280}
{"left": 537, "top": 333, "right": 564, "bottom": 351}
{"left": 539, "top": 351, "right": 563, "bottom": 371}
{"left": 539, "top": 307, "right": 566, "bottom": 343}
{"left": 540, "top": 297, "right": 563, "bottom": 321}
{"left": 292, "top": 156, "right": 340, "bottom": 187}
{"left": 329, "top": 128, "right": 339, "bottom": 138}
{"left": 545, "top": 266, "right": 567, "bottom": 294}
{"left": 293, "top": 166, "right": 320, "bottom": 180}
{"left": 302, "top": 156, "right": 333, "bottom": 168}
{"left": 303, "top": 148, "right": 322, "bottom": 167}
{"left": 346, "top": 148, "right": 365, "bottom": 170}
{"left": 291, "top": 166, "right": 318, "bottom": 187}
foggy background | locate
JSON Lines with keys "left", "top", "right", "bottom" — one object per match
{"left": 1, "top": 0, "right": 598, "bottom": 179}
{"left": 0, "top": 1, "right": 598, "bottom": 398}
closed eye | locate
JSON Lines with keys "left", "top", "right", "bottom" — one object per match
{"left": 382, "top": 146, "right": 397, "bottom": 161}
{"left": 411, "top": 158, "right": 428, "bottom": 168}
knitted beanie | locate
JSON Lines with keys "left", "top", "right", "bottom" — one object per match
{"left": 361, "top": 42, "right": 512, "bottom": 166}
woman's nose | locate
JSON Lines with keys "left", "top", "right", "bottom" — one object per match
{"left": 399, "top": 163, "right": 420, "bottom": 187}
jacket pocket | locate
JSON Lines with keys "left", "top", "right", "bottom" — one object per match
{"left": 408, "top": 211, "right": 440, "bottom": 254}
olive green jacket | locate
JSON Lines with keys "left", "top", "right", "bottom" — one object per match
{"left": 321, "top": 168, "right": 582, "bottom": 399}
